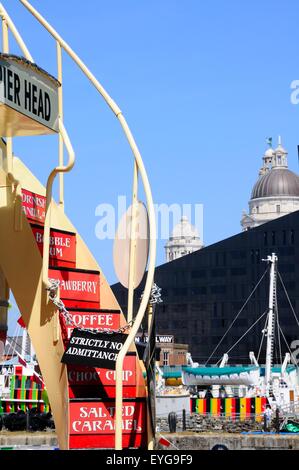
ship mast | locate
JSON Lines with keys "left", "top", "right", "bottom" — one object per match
{"left": 264, "top": 253, "right": 278, "bottom": 396}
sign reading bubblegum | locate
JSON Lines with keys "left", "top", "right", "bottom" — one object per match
{"left": 61, "top": 329, "right": 127, "bottom": 370}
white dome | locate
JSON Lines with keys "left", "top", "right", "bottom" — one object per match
{"left": 264, "top": 148, "right": 274, "bottom": 157}
{"left": 171, "top": 216, "right": 199, "bottom": 239}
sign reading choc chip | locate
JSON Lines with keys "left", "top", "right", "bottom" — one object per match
{"left": 61, "top": 328, "right": 127, "bottom": 370}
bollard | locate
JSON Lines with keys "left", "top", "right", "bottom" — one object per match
{"left": 263, "top": 414, "right": 268, "bottom": 432}
{"left": 182, "top": 409, "right": 186, "bottom": 431}
{"left": 26, "top": 410, "right": 30, "bottom": 432}
{"left": 168, "top": 412, "right": 177, "bottom": 433}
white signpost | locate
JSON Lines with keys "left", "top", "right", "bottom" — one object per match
{"left": 0, "top": 54, "right": 59, "bottom": 136}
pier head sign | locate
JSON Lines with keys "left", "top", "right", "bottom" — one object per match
{"left": 0, "top": 54, "right": 59, "bottom": 136}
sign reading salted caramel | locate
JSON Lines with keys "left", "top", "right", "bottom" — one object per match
{"left": 70, "top": 401, "right": 145, "bottom": 435}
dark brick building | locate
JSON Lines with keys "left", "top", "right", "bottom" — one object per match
{"left": 112, "top": 211, "right": 299, "bottom": 364}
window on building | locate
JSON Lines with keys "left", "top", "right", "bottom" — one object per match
{"left": 211, "top": 285, "right": 227, "bottom": 294}
{"left": 264, "top": 232, "right": 268, "bottom": 246}
{"left": 276, "top": 205, "right": 280, "bottom": 213}
{"left": 256, "top": 206, "right": 259, "bottom": 214}
{"left": 213, "top": 302, "right": 217, "bottom": 318}
{"left": 291, "top": 230, "right": 295, "bottom": 244}
{"left": 283, "top": 230, "right": 287, "bottom": 245}
{"left": 163, "top": 351, "right": 169, "bottom": 366}
{"left": 231, "top": 267, "right": 246, "bottom": 276}
{"left": 255, "top": 249, "right": 260, "bottom": 263}
{"left": 272, "top": 231, "right": 276, "bottom": 245}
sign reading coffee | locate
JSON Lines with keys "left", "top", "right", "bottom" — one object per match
{"left": 61, "top": 310, "right": 120, "bottom": 341}
{"left": 61, "top": 329, "right": 127, "bottom": 369}
{"left": 0, "top": 54, "right": 59, "bottom": 136}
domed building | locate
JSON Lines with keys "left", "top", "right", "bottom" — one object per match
{"left": 241, "top": 137, "right": 299, "bottom": 230}
{"left": 165, "top": 216, "right": 203, "bottom": 262}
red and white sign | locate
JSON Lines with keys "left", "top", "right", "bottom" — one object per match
{"left": 31, "top": 225, "right": 76, "bottom": 268}
{"left": 69, "top": 401, "right": 146, "bottom": 435}
{"left": 67, "top": 356, "right": 136, "bottom": 387}
{"left": 61, "top": 310, "right": 120, "bottom": 340}
{"left": 48, "top": 268, "right": 100, "bottom": 309}
{"left": 22, "top": 189, "right": 46, "bottom": 224}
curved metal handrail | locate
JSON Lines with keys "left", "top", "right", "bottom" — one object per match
{"left": 42, "top": 119, "right": 75, "bottom": 287}
{"left": 18, "top": 0, "right": 156, "bottom": 450}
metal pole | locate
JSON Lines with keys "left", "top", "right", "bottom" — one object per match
{"left": 1, "top": 16, "right": 13, "bottom": 176}
{"left": 127, "top": 161, "right": 138, "bottom": 323}
{"left": 42, "top": 119, "right": 75, "bottom": 288}
{"left": 265, "top": 253, "right": 277, "bottom": 395}
{"left": 0, "top": 3, "right": 33, "bottom": 61}
{"left": 56, "top": 41, "right": 64, "bottom": 211}
{"left": 1, "top": 14, "right": 9, "bottom": 52}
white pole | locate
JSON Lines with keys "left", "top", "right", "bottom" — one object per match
{"left": 265, "top": 253, "right": 277, "bottom": 394}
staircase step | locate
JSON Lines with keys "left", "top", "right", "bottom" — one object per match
{"left": 69, "top": 398, "right": 147, "bottom": 449}
{"left": 31, "top": 223, "right": 76, "bottom": 268}
{"left": 49, "top": 267, "right": 100, "bottom": 309}
{"left": 68, "top": 353, "right": 137, "bottom": 399}
{"left": 22, "top": 189, "right": 46, "bottom": 224}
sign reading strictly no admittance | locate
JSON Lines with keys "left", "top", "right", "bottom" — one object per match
{"left": 0, "top": 54, "right": 59, "bottom": 136}
{"left": 61, "top": 328, "right": 127, "bottom": 370}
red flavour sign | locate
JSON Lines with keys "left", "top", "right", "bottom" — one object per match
{"left": 31, "top": 224, "right": 76, "bottom": 268}
{"left": 69, "top": 400, "right": 146, "bottom": 435}
{"left": 62, "top": 310, "right": 120, "bottom": 340}
{"left": 67, "top": 355, "right": 136, "bottom": 387}
{"left": 49, "top": 268, "right": 100, "bottom": 309}
{"left": 22, "top": 189, "right": 46, "bottom": 224}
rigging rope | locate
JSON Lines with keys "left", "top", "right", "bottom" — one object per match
{"left": 277, "top": 271, "right": 299, "bottom": 329}
{"left": 277, "top": 323, "right": 299, "bottom": 368}
{"left": 205, "top": 265, "right": 270, "bottom": 365}
{"left": 257, "top": 313, "right": 268, "bottom": 362}
{"left": 275, "top": 299, "right": 283, "bottom": 366}
{"left": 221, "top": 309, "right": 269, "bottom": 358}
{"left": 5, "top": 323, "right": 19, "bottom": 359}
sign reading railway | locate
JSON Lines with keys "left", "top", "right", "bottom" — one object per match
{"left": 61, "top": 329, "right": 127, "bottom": 369}
{"left": 0, "top": 54, "right": 59, "bottom": 136}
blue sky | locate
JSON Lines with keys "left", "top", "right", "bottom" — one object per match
{"left": 5, "top": 0, "right": 299, "bottom": 332}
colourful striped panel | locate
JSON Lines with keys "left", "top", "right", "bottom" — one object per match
{"left": 225, "top": 398, "right": 232, "bottom": 418}
{"left": 240, "top": 398, "right": 246, "bottom": 421}
{"left": 255, "top": 397, "right": 262, "bottom": 422}
{"left": 246, "top": 398, "right": 251, "bottom": 418}
{"left": 197, "top": 398, "right": 206, "bottom": 415}
{"left": 211, "top": 398, "right": 220, "bottom": 416}
{"left": 9, "top": 375, "right": 15, "bottom": 399}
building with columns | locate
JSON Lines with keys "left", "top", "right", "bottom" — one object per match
{"left": 164, "top": 215, "right": 203, "bottom": 262}
{"left": 241, "top": 138, "right": 299, "bottom": 230}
